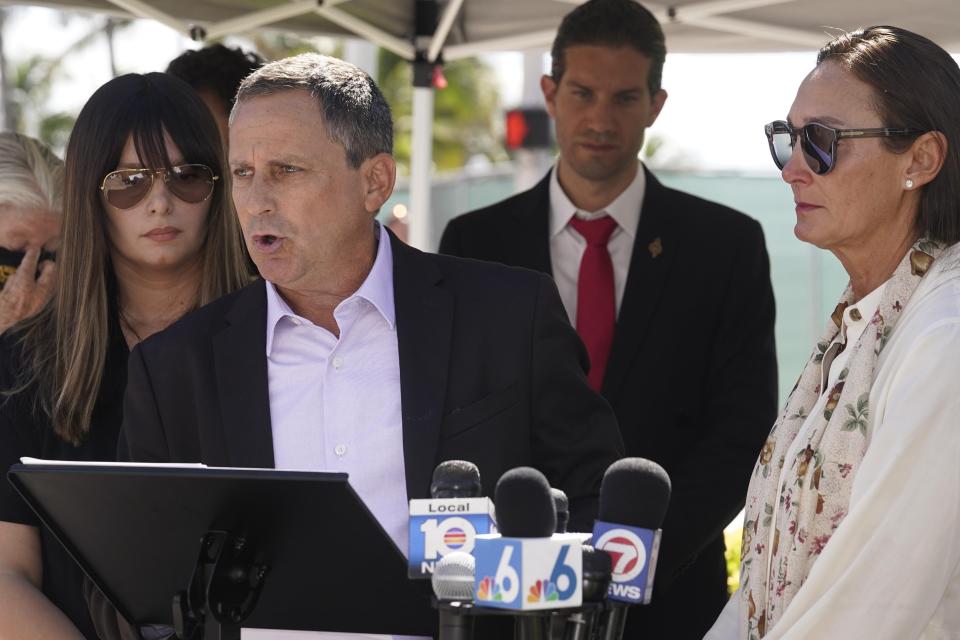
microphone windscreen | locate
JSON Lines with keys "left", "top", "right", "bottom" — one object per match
{"left": 551, "top": 488, "right": 569, "bottom": 533}
{"left": 581, "top": 544, "right": 612, "bottom": 602}
{"left": 431, "top": 460, "right": 482, "bottom": 498}
{"left": 599, "top": 457, "right": 671, "bottom": 529}
{"left": 494, "top": 467, "right": 556, "bottom": 537}
{"left": 432, "top": 551, "right": 476, "bottom": 601}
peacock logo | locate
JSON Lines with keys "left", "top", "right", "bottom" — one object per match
{"left": 476, "top": 576, "right": 503, "bottom": 601}
{"left": 526, "top": 579, "right": 559, "bottom": 603}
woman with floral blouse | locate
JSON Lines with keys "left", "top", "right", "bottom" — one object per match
{"left": 707, "top": 26, "right": 960, "bottom": 640}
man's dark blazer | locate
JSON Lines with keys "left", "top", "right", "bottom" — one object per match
{"left": 119, "top": 230, "right": 624, "bottom": 535}
{"left": 439, "top": 168, "right": 778, "bottom": 639}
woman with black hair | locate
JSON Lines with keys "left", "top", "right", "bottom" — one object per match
{"left": 0, "top": 73, "right": 249, "bottom": 638}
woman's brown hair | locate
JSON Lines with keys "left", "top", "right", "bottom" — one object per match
{"left": 818, "top": 26, "right": 960, "bottom": 243}
{"left": 13, "top": 72, "right": 249, "bottom": 444}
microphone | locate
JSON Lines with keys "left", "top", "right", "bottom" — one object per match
{"left": 561, "top": 545, "right": 612, "bottom": 640}
{"left": 408, "top": 460, "right": 496, "bottom": 578}
{"left": 473, "top": 467, "right": 583, "bottom": 619}
{"left": 551, "top": 488, "right": 569, "bottom": 534}
{"left": 432, "top": 551, "right": 476, "bottom": 640}
{"left": 592, "top": 458, "right": 671, "bottom": 640}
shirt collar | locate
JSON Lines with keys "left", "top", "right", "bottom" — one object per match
{"left": 548, "top": 160, "right": 645, "bottom": 238}
{"left": 265, "top": 222, "right": 396, "bottom": 356}
{"left": 838, "top": 279, "right": 887, "bottom": 344}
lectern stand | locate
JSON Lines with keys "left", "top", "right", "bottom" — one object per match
{"left": 8, "top": 463, "right": 434, "bottom": 638}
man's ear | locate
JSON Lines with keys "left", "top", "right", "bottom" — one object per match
{"left": 361, "top": 153, "right": 397, "bottom": 214}
{"left": 646, "top": 88, "right": 668, "bottom": 127}
{"left": 904, "top": 130, "right": 947, "bottom": 190}
{"left": 541, "top": 74, "right": 559, "bottom": 119}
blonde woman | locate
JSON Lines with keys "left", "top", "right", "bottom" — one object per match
{"left": 0, "top": 73, "right": 249, "bottom": 638}
{"left": 0, "top": 132, "right": 63, "bottom": 333}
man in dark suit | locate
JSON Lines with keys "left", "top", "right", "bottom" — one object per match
{"left": 117, "top": 54, "right": 623, "bottom": 637}
{"left": 439, "top": 1, "right": 778, "bottom": 637}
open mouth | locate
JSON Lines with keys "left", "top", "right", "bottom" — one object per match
{"left": 253, "top": 234, "right": 284, "bottom": 253}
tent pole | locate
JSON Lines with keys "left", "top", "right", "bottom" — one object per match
{"left": 409, "top": 79, "right": 434, "bottom": 251}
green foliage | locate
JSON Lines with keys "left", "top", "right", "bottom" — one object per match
{"left": 378, "top": 50, "right": 506, "bottom": 173}
{"left": 725, "top": 526, "right": 742, "bottom": 594}
{"left": 8, "top": 54, "right": 74, "bottom": 151}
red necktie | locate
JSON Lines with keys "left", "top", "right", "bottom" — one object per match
{"left": 569, "top": 215, "right": 618, "bottom": 391}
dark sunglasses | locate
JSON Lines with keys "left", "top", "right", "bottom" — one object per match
{"left": 764, "top": 120, "right": 924, "bottom": 175}
{"left": 100, "top": 164, "right": 218, "bottom": 210}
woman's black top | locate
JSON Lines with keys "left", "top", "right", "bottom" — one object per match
{"left": 0, "top": 314, "right": 129, "bottom": 639}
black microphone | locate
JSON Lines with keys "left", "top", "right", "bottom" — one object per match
{"left": 490, "top": 467, "right": 557, "bottom": 640}
{"left": 431, "top": 459, "right": 483, "bottom": 498}
{"left": 432, "top": 551, "right": 476, "bottom": 640}
{"left": 495, "top": 467, "right": 557, "bottom": 537}
{"left": 562, "top": 545, "right": 612, "bottom": 640}
{"left": 593, "top": 458, "right": 671, "bottom": 640}
{"left": 551, "top": 488, "right": 569, "bottom": 534}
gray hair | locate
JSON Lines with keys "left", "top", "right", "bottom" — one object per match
{"left": 233, "top": 53, "right": 393, "bottom": 169}
{"left": 0, "top": 132, "right": 64, "bottom": 213}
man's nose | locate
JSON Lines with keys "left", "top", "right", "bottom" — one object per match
{"left": 584, "top": 97, "right": 616, "bottom": 134}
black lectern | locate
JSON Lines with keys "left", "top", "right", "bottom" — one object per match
{"left": 8, "top": 462, "right": 434, "bottom": 638}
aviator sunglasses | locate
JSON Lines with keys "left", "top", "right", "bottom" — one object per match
{"left": 764, "top": 120, "right": 924, "bottom": 175}
{"left": 100, "top": 164, "right": 219, "bottom": 210}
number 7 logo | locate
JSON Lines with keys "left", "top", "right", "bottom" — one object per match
{"left": 595, "top": 529, "right": 647, "bottom": 582}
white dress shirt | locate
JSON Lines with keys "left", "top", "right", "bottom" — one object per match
{"left": 549, "top": 161, "right": 645, "bottom": 325}
{"left": 248, "top": 225, "right": 425, "bottom": 640}
{"left": 706, "top": 244, "right": 960, "bottom": 640}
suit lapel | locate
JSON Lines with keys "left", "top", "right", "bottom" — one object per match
{"left": 509, "top": 172, "right": 553, "bottom": 275}
{"left": 212, "top": 280, "right": 275, "bottom": 468}
{"left": 602, "top": 169, "right": 678, "bottom": 403}
{"left": 392, "top": 232, "right": 454, "bottom": 500}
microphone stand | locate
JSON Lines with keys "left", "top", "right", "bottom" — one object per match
{"left": 599, "top": 604, "right": 628, "bottom": 640}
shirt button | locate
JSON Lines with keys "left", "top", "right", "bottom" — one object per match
{"left": 332, "top": 356, "right": 344, "bottom": 369}
{"left": 849, "top": 308, "right": 862, "bottom": 322}
{"left": 334, "top": 444, "right": 347, "bottom": 457}
{"left": 291, "top": 317, "right": 303, "bottom": 326}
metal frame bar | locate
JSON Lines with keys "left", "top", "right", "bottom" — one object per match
{"left": 102, "top": 0, "right": 185, "bottom": 33}
{"left": 202, "top": 0, "right": 319, "bottom": 41}
{"left": 314, "top": 4, "right": 416, "bottom": 59}
{"left": 444, "top": 28, "right": 557, "bottom": 61}
{"left": 427, "top": 0, "right": 465, "bottom": 62}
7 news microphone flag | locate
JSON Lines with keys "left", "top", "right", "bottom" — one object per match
{"left": 592, "top": 457, "right": 672, "bottom": 640}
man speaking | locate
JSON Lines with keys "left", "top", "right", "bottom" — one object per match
{"left": 118, "top": 54, "right": 624, "bottom": 636}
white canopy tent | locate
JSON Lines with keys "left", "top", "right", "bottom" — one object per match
{"left": 5, "top": 0, "right": 959, "bottom": 248}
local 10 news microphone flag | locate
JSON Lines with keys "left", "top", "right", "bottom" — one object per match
{"left": 592, "top": 457, "right": 671, "bottom": 640}
{"left": 472, "top": 467, "right": 584, "bottom": 611}
{"left": 408, "top": 460, "right": 497, "bottom": 578}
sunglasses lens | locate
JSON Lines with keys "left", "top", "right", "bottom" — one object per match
{"left": 103, "top": 170, "right": 152, "bottom": 209}
{"left": 801, "top": 124, "right": 835, "bottom": 174}
{"left": 765, "top": 122, "right": 796, "bottom": 170}
{"left": 771, "top": 132, "right": 793, "bottom": 170}
{"left": 166, "top": 164, "right": 216, "bottom": 203}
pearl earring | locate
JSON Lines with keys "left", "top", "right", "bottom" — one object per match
{"left": 905, "top": 179, "right": 915, "bottom": 189}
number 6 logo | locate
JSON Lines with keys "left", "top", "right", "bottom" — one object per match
{"left": 549, "top": 545, "right": 578, "bottom": 600}
{"left": 495, "top": 545, "right": 520, "bottom": 603}
{"left": 595, "top": 529, "right": 646, "bottom": 582}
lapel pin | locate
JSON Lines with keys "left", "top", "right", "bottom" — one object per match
{"left": 648, "top": 237, "right": 662, "bottom": 259}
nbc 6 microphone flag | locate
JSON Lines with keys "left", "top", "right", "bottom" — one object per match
{"left": 408, "top": 497, "right": 496, "bottom": 578}
{"left": 591, "top": 521, "right": 661, "bottom": 604}
{"left": 472, "top": 532, "right": 584, "bottom": 611}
